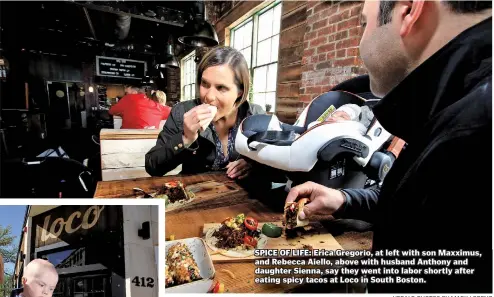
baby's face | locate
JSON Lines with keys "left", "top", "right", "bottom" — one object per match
{"left": 23, "top": 271, "right": 58, "bottom": 297}
{"left": 326, "top": 111, "right": 351, "bottom": 123}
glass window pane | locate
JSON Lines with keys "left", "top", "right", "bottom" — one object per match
{"left": 192, "top": 61, "right": 195, "bottom": 83}
{"left": 265, "top": 92, "right": 276, "bottom": 112}
{"left": 270, "top": 35, "right": 279, "bottom": 63}
{"left": 254, "top": 66, "right": 267, "bottom": 93}
{"left": 256, "top": 39, "right": 271, "bottom": 66}
{"left": 273, "top": 5, "right": 281, "bottom": 35}
{"left": 192, "top": 83, "right": 196, "bottom": 98}
{"left": 243, "top": 21, "right": 253, "bottom": 48}
{"left": 189, "top": 59, "right": 193, "bottom": 79}
{"left": 258, "top": 9, "right": 273, "bottom": 41}
{"left": 253, "top": 93, "right": 266, "bottom": 108}
{"left": 242, "top": 47, "right": 251, "bottom": 68}
{"left": 267, "top": 63, "right": 278, "bottom": 92}
{"left": 185, "top": 85, "right": 190, "bottom": 100}
{"left": 185, "top": 61, "right": 189, "bottom": 83}
{"left": 234, "top": 27, "right": 243, "bottom": 49}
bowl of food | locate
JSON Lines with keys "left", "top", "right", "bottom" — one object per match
{"left": 165, "top": 237, "right": 215, "bottom": 293}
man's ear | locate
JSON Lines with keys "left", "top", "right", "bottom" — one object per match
{"left": 22, "top": 277, "right": 27, "bottom": 285}
{"left": 399, "top": 0, "right": 425, "bottom": 37}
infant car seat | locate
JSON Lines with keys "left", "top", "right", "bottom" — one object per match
{"left": 236, "top": 75, "right": 404, "bottom": 189}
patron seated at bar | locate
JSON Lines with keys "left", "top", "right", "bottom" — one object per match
{"left": 151, "top": 90, "right": 168, "bottom": 107}
{"left": 146, "top": 46, "right": 281, "bottom": 185}
{"left": 109, "top": 83, "right": 170, "bottom": 129}
{"left": 10, "top": 259, "right": 59, "bottom": 297}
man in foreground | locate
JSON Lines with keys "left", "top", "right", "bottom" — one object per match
{"left": 286, "top": 1, "right": 492, "bottom": 293}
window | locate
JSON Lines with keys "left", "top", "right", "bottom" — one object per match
{"left": 180, "top": 51, "right": 197, "bottom": 101}
{"left": 231, "top": 1, "right": 281, "bottom": 112}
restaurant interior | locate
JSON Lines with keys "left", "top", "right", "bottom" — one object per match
{"left": 0, "top": 0, "right": 376, "bottom": 199}
{"left": 0, "top": 1, "right": 216, "bottom": 197}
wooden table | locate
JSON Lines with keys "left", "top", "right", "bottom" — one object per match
{"left": 94, "top": 172, "right": 233, "bottom": 198}
{"left": 94, "top": 172, "right": 373, "bottom": 292}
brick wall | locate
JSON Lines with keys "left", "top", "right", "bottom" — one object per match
{"left": 277, "top": 1, "right": 307, "bottom": 123}
{"left": 300, "top": 1, "right": 366, "bottom": 108}
{"left": 165, "top": 67, "right": 180, "bottom": 103}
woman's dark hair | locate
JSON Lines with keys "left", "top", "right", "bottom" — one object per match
{"left": 196, "top": 46, "right": 250, "bottom": 106}
{"left": 379, "top": 1, "right": 492, "bottom": 26}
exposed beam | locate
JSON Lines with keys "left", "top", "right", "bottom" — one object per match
{"left": 82, "top": 7, "right": 97, "bottom": 40}
{"left": 70, "top": 2, "right": 185, "bottom": 28}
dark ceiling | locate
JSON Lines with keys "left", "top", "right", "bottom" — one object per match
{"left": 0, "top": 1, "right": 200, "bottom": 60}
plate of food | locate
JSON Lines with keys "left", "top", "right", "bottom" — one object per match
{"left": 165, "top": 238, "right": 215, "bottom": 293}
{"left": 134, "top": 181, "right": 196, "bottom": 207}
{"left": 204, "top": 213, "right": 268, "bottom": 258}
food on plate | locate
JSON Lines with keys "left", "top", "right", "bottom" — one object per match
{"left": 165, "top": 242, "right": 202, "bottom": 288}
{"left": 205, "top": 213, "right": 268, "bottom": 257}
{"left": 261, "top": 223, "right": 283, "bottom": 238}
{"left": 154, "top": 181, "right": 195, "bottom": 206}
{"left": 200, "top": 105, "right": 218, "bottom": 132}
{"left": 284, "top": 198, "right": 309, "bottom": 229}
{"left": 165, "top": 264, "right": 174, "bottom": 287}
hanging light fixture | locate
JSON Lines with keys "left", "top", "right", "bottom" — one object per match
{"left": 149, "top": 55, "right": 166, "bottom": 79}
{"left": 163, "top": 36, "right": 180, "bottom": 68}
{"left": 178, "top": 1, "right": 218, "bottom": 48}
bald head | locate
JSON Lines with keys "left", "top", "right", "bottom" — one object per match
{"left": 24, "top": 259, "right": 57, "bottom": 278}
{"left": 22, "top": 259, "right": 58, "bottom": 297}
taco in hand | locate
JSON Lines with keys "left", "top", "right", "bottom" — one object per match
{"left": 284, "top": 198, "right": 309, "bottom": 229}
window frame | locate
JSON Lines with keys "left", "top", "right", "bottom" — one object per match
{"left": 230, "top": 0, "right": 281, "bottom": 112}
{"left": 180, "top": 50, "right": 197, "bottom": 101}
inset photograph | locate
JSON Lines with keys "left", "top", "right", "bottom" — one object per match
{"left": 0, "top": 205, "right": 159, "bottom": 297}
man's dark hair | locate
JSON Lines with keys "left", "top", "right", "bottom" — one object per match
{"left": 378, "top": 1, "right": 492, "bottom": 26}
{"left": 125, "top": 84, "right": 145, "bottom": 93}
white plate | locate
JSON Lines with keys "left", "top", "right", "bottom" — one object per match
{"left": 165, "top": 237, "right": 216, "bottom": 293}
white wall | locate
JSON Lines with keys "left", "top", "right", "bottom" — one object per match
{"left": 123, "top": 206, "right": 159, "bottom": 297}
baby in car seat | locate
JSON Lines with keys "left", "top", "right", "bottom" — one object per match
{"left": 293, "top": 104, "right": 374, "bottom": 140}
{"left": 307, "top": 103, "right": 373, "bottom": 129}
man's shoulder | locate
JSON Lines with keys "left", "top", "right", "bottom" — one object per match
{"left": 10, "top": 288, "right": 23, "bottom": 297}
{"left": 454, "top": 76, "right": 491, "bottom": 125}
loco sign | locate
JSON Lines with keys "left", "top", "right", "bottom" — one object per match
{"left": 41, "top": 206, "right": 105, "bottom": 242}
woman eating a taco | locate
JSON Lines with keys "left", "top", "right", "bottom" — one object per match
{"left": 145, "top": 46, "right": 266, "bottom": 181}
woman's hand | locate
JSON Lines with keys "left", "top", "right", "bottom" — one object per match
{"left": 226, "top": 159, "right": 252, "bottom": 180}
{"left": 182, "top": 105, "right": 214, "bottom": 146}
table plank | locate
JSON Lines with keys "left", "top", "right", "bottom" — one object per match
{"left": 94, "top": 172, "right": 232, "bottom": 198}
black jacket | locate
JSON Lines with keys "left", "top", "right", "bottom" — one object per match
{"left": 335, "top": 18, "right": 492, "bottom": 293}
{"left": 10, "top": 288, "right": 22, "bottom": 297}
{"left": 145, "top": 99, "right": 265, "bottom": 176}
